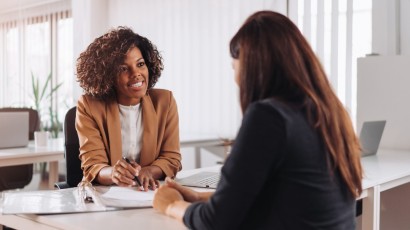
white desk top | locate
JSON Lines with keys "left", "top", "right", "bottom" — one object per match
{"left": 0, "top": 166, "right": 219, "bottom": 230}
{"left": 0, "top": 138, "right": 64, "bottom": 167}
{"left": 361, "top": 148, "right": 410, "bottom": 192}
{"left": 0, "top": 138, "right": 65, "bottom": 189}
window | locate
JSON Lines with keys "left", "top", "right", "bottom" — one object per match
{"left": 0, "top": 10, "right": 73, "bottom": 133}
{"left": 290, "top": 0, "right": 372, "bottom": 126}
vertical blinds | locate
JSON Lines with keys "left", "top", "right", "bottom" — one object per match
{"left": 0, "top": 9, "right": 72, "bottom": 124}
{"left": 288, "top": 0, "right": 371, "bottom": 127}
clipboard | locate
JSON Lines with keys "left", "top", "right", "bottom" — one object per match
{"left": 1, "top": 185, "right": 154, "bottom": 215}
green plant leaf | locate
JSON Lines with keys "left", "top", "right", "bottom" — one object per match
{"left": 40, "top": 73, "right": 52, "bottom": 103}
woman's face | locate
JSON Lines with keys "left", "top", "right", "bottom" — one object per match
{"left": 232, "top": 58, "right": 240, "bottom": 86}
{"left": 115, "top": 46, "right": 149, "bottom": 105}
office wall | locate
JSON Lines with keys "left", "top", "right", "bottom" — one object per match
{"left": 357, "top": 55, "right": 410, "bottom": 150}
{"left": 71, "top": 0, "right": 287, "bottom": 169}
{"left": 73, "top": 0, "right": 287, "bottom": 138}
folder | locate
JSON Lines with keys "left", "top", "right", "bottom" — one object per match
{"left": 1, "top": 186, "right": 154, "bottom": 215}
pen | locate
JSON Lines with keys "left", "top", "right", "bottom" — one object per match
{"left": 122, "top": 157, "right": 143, "bottom": 188}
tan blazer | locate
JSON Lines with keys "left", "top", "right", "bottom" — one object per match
{"left": 76, "top": 89, "right": 182, "bottom": 183}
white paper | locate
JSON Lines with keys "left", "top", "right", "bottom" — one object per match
{"left": 93, "top": 186, "right": 154, "bottom": 208}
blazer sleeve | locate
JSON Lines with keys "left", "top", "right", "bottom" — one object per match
{"left": 150, "top": 92, "right": 182, "bottom": 178}
{"left": 76, "top": 96, "right": 111, "bottom": 183}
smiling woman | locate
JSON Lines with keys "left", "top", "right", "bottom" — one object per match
{"left": 75, "top": 27, "right": 182, "bottom": 191}
{"left": 115, "top": 47, "right": 149, "bottom": 105}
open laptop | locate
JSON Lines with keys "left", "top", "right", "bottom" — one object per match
{"left": 0, "top": 112, "right": 29, "bottom": 149}
{"left": 176, "top": 171, "right": 221, "bottom": 189}
{"left": 360, "top": 120, "right": 386, "bottom": 157}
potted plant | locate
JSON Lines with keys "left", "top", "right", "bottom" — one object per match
{"left": 31, "top": 71, "right": 63, "bottom": 138}
{"left": 30, "top": 71, "right": 63, "bottom": 176}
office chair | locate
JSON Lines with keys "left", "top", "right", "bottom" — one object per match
{"left": 0, "top": 107, "right": 40, "bottom": 191}
{"left": 55, "top": 106, "right": 83, "bottom": 189}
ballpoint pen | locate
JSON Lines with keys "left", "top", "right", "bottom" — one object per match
{"left": 122, "top": 157, "right": 143, "bottom": 188}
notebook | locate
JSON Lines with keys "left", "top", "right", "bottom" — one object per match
{"left": 0, "top": 111, "right": 29, "bottom": 149}
{"left": 176, "top": 171, "right": 221, "bottom": 189}
{"left": 360, "top": 120, "right": 386, "bottom": 157}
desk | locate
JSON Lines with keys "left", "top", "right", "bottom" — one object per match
{"left": 359, "top": 149, "right": 410, "bottom": 230}
{"left": 2, "top": 150, "right": 410, "bottom": 230}
{"left": 180, "top": 134, "right": 233, "bottom": 168}
{"left": 0, "top": 166, "right": 219, "bottom": 230}
{"left": 0, "top": 139, "right": 64, "bottom": 189}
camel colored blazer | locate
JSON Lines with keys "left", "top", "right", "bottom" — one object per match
{"left": 76, "top": 89, "right": 182, "bottom": 183}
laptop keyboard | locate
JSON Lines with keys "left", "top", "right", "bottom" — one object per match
{"left": 177, "top": 172, "right": 221, "bottom": 189}
{"left": 196, "top": 174, "right": 220, "bottom": 187}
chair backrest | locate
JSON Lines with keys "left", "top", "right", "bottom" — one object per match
{"left": 0, "top": 107, "right": 38, "bottom": 191}
{"left": 64, "top": 106, "right": 83, "bottom": 187}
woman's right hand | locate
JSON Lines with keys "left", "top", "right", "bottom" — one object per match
{"left": 111, "top": 158, "right": 141, "bottom": 187}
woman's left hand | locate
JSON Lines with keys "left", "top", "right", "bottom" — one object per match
{"left": 138, "top": 166, "right": 161, "bottom": 191}
{"left": 153, "top": 185, "right": 184, "bottom": 214}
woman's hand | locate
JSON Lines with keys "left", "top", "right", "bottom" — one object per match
{"left": 153, "top": 185, "right": 184, "bottom": 214}
{"left": 139, "top": 166, "right": 161, "bottom": 191}
{"left": 153, "top": 179, "right": 198, "bottom": 221}
{"left": 163, "top": 177, "right": 200, "bottom": 202}
{"left": 111, "top": 158, "right": 141, "bottom": 187}
{"left": 164, "top": 177, "right": 213, "bottom": 202}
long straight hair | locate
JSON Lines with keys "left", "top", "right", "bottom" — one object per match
{"left": 230, "top": 11, "right": 362, "bottom": 197}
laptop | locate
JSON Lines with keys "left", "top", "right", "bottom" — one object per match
{"left": 0, "top": 112, "right": 29, "bottom": 149}
{"left": 360, "top": 120, "right": 386, "bottom": 157}
{"left": 176, "top": 171, "right": 221, "bottom": 189}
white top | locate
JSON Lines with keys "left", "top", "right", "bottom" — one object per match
{"left": 119, "top": 104, "right": 143, "bottom": 162}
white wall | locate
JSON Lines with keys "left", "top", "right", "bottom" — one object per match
{"left": 357, "top": 55, "right": 410, "bottom": 150}
{"left": 72, "top": 0, "right": 287, "bottom": 138}
{"left": 71, "top": 0, "right": 287, "bottom": 169}
{"left": 356, "top": 0, "right": 410, "bottom": 150}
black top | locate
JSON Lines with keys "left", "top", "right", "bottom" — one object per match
{"left": 183, "top": 99, "right": 355, "bottom": 230}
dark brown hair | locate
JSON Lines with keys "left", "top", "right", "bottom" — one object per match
{"left": 230, "top": 11, "right": 362, "bottom": 197}
{"left": 76, "top": 26, "right": 163, "bottom": 99}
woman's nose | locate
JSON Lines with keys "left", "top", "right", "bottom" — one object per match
{"left": 130, "top": 67, "right": 142, "bottom": 78}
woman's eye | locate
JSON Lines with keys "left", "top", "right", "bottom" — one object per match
{"left": 137, "top": 62, "right": 145, "bottom": 67}
{"left": 119, "top": 66, "right": 128, "bottom": 72}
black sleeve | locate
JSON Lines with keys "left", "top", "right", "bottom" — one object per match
{"left": 183, "top": 102, "right": 287, "bottom": 230}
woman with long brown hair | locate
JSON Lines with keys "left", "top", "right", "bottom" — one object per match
{"left": 153, "top": 11, "right": 362, "bottom": 229}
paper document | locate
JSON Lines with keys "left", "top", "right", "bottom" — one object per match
{"left": 93, "top": 186, "right": 154, "bottom": 208}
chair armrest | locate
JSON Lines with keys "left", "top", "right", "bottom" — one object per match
{"left": 54, "top": 181, "right": 71, "bottom": 189}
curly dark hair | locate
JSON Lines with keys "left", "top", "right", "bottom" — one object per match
{"left": 76, "top": 26, "right": 163, "bottom": 99}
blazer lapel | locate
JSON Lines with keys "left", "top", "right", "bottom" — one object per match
{"left": 140, "top": 94, "right": 158, "bottom": 166}
{"left": 107, "top": 100, "right": 122, "bottom": 165}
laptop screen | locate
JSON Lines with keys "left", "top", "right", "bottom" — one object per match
{"left": 360, "top": 120, "right": 386, "bottom": 157}
{"left": 0, "top": 112, "right": 29, "bottom": 149}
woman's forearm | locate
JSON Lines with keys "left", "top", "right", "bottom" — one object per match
{"left": 96, "top": 166, "right": 114, "bottom": 185}
{"left": 166, "top": 200, "right": 191, "bottom": 222}
{"left": 198, "top": 192, "right": 214, "bottom": 202}
{"left": 143, "top": 165, "right": 165, "bottom": 180}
